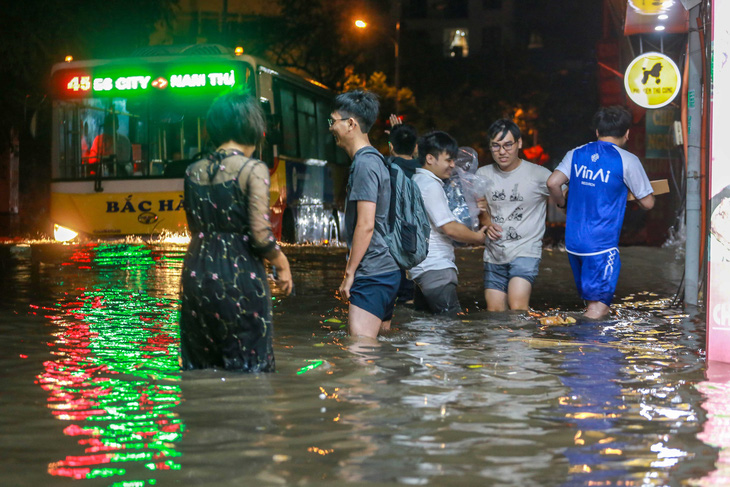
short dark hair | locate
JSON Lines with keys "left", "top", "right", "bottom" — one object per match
{"left": 593, "top": 106, "right": 632, "bottom": 137}
{"left": 488, "top": 119, "right": 521, "bottom": 142}
{"left": 417, "top": 131, "right": 458, "bottom": 166}
{"left": 333, "top": 90, "right": 379, "bottom": 133}
{"left": 389, "top": 124, "right": 418, "bottom": 156}
{"left": 205, "top": 88, "right": 266, "bottom": 147}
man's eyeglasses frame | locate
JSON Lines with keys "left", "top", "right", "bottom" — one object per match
{"left": 328, "top": 117, "right": 347, "bottom": 127}
{"left": 490, "top": 140, "right": 519, "bottom": 152}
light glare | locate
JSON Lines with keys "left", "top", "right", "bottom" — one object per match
{"left": 54, "top": 224, "right": 78, "bottom": 242}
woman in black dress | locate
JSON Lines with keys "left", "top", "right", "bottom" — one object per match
{"left": 179, "top": 89, "right": 293, "bottom": 372}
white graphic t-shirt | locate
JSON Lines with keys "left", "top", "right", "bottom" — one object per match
{"left": 476, "top": 160, "right": 551, "bottom": 264}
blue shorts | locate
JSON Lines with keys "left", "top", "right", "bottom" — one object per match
{"left": 568, "top": 250, "right": 621, "bottom": 306}
{"left": 349, "top": 270, "right": 401, "bottom": 321}
{"left": 484, "top": 257, "right": 541, "bottom": 293}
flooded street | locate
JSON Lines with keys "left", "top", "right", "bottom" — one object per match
{"left": 0, "top": 241, "right": 724, "bottom": 486}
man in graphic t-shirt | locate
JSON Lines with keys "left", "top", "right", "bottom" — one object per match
{"left": 476, "top": 119, "right": 552, "bottom": 312}
{"left": 547, "top": 106, "right": 655, "bottom": 319}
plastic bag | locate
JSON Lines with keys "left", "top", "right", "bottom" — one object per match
{"left": 445, "top": 166, "right": 493, "bottom": 231}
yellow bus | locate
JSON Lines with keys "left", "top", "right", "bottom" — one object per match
{"left": 50, "top": 44, "right": 347, "bottom": 242}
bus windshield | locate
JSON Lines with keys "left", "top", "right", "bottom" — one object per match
{"left": 52, "top": 61, "right": 254, "bottom": 180}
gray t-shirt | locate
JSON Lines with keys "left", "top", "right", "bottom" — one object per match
{"left": 476, "top": 160, "right": 551, "bottom": 264}
{"left": 345, "top": 147, "right": 399, "bottom": 277}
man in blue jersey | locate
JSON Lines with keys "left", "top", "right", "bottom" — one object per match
{"left": 547, "top": 106, "right": 655, "bottom": 319}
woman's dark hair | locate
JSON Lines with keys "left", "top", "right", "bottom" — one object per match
{"left": 487, "top": 119, "right": 521, "bottom": 142}
{"left": 205, "top": 88, "right": 266, "bottom": 147}
{"left": 593, "top": 106, "right": 632, "bottom": 138}
{"left": 417, "top": 130, "right": 458, "bottom": 165}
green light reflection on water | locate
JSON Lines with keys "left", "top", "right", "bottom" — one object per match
{"left": 42, "top": 243, "right": 185, "bottom": 485}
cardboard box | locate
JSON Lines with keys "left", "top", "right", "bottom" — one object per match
{"left": 628, "top": 179, "right": 669, "bottom": 201}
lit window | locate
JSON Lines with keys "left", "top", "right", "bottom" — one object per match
{"left": 444, "top": 28, "right": 469, "bottom": 58}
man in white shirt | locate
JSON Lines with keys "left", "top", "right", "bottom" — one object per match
{"left": 410, "top": 131, "right": 487, "bottom": 314}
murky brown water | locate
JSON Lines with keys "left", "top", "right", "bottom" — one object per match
{"left": 0, "top": 241, "right": 724, "bottom": 486}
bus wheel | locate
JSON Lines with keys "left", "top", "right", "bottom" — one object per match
{"left": 282, "top": 209, "right": 296, "bottom": 243}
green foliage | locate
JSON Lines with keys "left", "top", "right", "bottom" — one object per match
{"left": 341, "top": 70, "right": 418, "bottom": 151}
{"left": 231, "top": 0, "right": 368, "bottom": 89}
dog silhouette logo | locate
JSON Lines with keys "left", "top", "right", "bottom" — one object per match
{"left": 641, "top": 62, "right": 662, "bottom": 85}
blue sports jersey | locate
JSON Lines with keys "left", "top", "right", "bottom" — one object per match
{"left": 556, "top": 140, "right": 652, "bottom": 255}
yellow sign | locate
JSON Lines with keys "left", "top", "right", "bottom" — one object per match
{"left": 51, "top": 190, "right": 187, "bottom": 236}
{"left": 624, "top": 52, "right": 681, "bottom": 109}
{"left": 628, "top": 0, "right": 674, "bottom": 15}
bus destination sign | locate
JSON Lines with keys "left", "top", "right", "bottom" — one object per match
{"left": 56, "top": 66, "right": 238, "bottom": 97}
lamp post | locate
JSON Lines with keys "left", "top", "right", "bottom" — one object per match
{"left": 355, "top": 18, "right": 401, "bottom": 113}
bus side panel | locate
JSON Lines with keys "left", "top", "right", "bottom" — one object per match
{"left": 285, "top": 161, "right": 333, "bottom": 205}
{"left": 51, "top": 189, "right": 187, "bottom": 236}
{"left": 328, "top": 164, "right": 349, "bottom": 216}
{"left": 268, "top": 159, "right": 287, "bottom": 241}
{"left": 323, "top": 165, "right": 335, "bottom": 207}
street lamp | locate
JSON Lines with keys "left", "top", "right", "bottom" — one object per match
{"left": 354, "top": 18, "right": 401, "bottom": 113}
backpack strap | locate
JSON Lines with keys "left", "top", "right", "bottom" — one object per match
{"left": 357, "top": 147, "right": 396, "bottom": 235}
{"left": 358, "top": 146, "right": 387, "bottom": 165}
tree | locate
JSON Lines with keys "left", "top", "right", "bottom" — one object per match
{"left": 0, "top": 0, "right": 177, "bottom": 148}
{"left": 341, "top": 70, "right": 417, "bottom": 150}
{"left": 230, "top": 0, "right": 371, "bottom": 89}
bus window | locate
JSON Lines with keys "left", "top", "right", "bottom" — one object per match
{"left": 56, "top": 99, "right": 132, "bottom": 178}
{"left": 55, "top": 96, "right": 211, "bottom": 179}
{"left": 260, "top": 99, "right": 280, "bottom": 168}
{"left": 275, "top": 81, "right": 333, "bottom": 162}
{"left": 279, "top": 87, "right": 298, "bottom": 157}
{"left": 316, "top": 101, "right": 335, "bottom": 162}
{"left": 296, "top": 93, "right": 317, "bottom": 158}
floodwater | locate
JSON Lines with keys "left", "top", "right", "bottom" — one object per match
{"left": 0, "top": 241, "right": 727, "bottom": 486}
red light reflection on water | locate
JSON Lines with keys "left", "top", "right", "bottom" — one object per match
{"left": 36, "top": 243, "right": 184, "bottom": 483}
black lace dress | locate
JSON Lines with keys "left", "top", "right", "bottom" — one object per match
{"left": 179, "top": 150, "right": 279, "bottom": 372}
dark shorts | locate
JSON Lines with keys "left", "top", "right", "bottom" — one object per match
{"left": 483, "top": 257, "right": 541, "bottom": 293}
{"left": 396, "top": 268, "right": 415, "bottom": 303}
{"left": 568, "top": 249, "right": 621, "bottom": 306}
{"left": 413, "top": 268, "right": 461, "bottom": 315}
{"left": 349, "top": 270, "right": 401, "bottom": 321}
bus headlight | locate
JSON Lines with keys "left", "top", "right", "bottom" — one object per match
{"left": 54, "top": 224, "right": 78, "bottom": 242}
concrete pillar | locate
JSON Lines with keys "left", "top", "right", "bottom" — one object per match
{"left": 684, "top": 5, "right": 702, "bottom": 306}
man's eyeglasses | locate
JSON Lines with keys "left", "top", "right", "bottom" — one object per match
{"left": 490, "top": 141, "right": 518, "bottom": 152}
{"left": 328, "top": 117, "right": 347, "bottom": 127}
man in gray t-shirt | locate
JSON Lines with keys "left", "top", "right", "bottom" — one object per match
{"left": 345, "top": 149, "right": 398, "bottom": 276}
{"left": 331, "top": 90, "right": 400, "bottom": 339}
